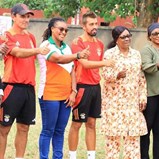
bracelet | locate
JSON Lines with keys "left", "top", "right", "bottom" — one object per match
{"left": 76, "top": 52, "right": 80, "bottom": 59}
{"left": 72, "top": 89, "right": 77, "bottom": 94}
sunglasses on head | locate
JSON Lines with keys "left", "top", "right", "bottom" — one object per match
{"left": 151, "top": 32, "right": 159, "bottom": 37}
{"left": 54, "top": 27, "right": 68, "bottom": 33}
{"left": 119, "top": 34, "right": 132, "bottom": 40}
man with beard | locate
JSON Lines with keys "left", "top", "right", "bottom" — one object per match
{"left": 68, "top": 11, "right": 115, "bottom": 159}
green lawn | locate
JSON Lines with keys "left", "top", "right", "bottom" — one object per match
{"left": 0, "top": 60, "right": 152, "bottom": 159}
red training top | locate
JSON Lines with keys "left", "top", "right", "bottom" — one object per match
{"left": 71, "top": 36, "right": 104, "bottom": 85}
{"left": 2, "top": 30, "right": 36, "bottom": 86}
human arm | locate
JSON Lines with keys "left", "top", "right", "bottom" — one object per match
{"left": 10, "top": 45, "right": 50, "bottom": 58}
{"left": 0, "top": 43, "right": 9, "bottom": 55}
{"left": 65, "top": 67, "right": 77, "bottom": 107}
{"left": 5, "top": 31, "right": 50, "bottom": 58}
{"left": 47, "top": 46, "right": 90, "bottom": 64}
{"left": 77, "top": 58, "right": 115, "bottom": 69}
{"left": 0, "top": 77, "right": 3, "bottom": 108}
{"left": 141, "top": 46, "right": 159, "bottom": 74}
{"left": 138, "top": 70, "right": 147, "bottom": 111}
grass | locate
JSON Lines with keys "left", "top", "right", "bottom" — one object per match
{"left": 0, "top": 60, "right": 152, "bottom": 159}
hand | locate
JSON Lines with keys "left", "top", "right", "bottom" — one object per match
{"left": 78, "top": 45, "right": 90, "bottom": 59}
{"left": 105, "top": 59, "right": 115, "bottom": 67}
{"left": 39, "top": 43, "right": 50, "bottom": 55}
{"left": 64, "top": 92, "right": 76, "bottom": 107}
{"left": 117, "top": 69, "right": 126, "bottom": 79}
{"left": 156, "top": 63, "right": 159, "bottom": 68}
{"left": 139, "top": 103, "right": 146, "bottom": 112}
{"left": 0, "top": 43, "right": 9, "bottom": 55}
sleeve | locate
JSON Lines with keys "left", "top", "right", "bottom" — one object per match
{"left": 102, "top": 50, "right": 119, "bottom": 83}
{"left": 71, "top": 37, "right": 86, "bottom": 54}
{"left": 138, "top": 69, "right": 147, "bottom": 104}
{"left": 29, "top": 33, "right": 36, "bottom": 48}
{"left": 39, "top": 41, "right": 55, "bottom": 60}
{"left": 5, "top": 31, "right": 17, "bottom": 55}
{"left": 141, "top": 46, "right": 158, "bottom": 73}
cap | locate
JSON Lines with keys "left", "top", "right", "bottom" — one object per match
{"left": 11, "top": 3, "right": 34, "bottom": 16}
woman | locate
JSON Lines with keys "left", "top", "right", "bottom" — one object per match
{"left": 37, "top": 17, "right": 89, "bottom": 159}
{"left": 101, "top": 26, "right": 147, "bottom": 159}
{"left": 140, "top": 23, "right": 159, "bottom": 159}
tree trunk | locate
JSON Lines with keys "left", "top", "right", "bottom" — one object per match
{"left": 137, "top": 0, "right": 158, "bottom": 28}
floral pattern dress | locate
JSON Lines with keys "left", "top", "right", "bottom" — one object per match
{"left": 101, "top": 46, "right": 147, "bottom": 137}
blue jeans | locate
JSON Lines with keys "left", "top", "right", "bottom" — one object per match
{"left": 39, "top": 99, "right": 71, "bottom": 159}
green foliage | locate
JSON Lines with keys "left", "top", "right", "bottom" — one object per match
{"left": 0, "top": 0, "right": 47, "bottom": 10}
{"left": 0, "top": 0, "right": 158, "bottom": 27}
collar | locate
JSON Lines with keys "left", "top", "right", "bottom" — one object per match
{"left": 48, "top": 36, "right": 66, "bottom": 50}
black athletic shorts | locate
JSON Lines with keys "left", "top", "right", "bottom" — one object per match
{"left": 0, "top": 83, "right": 36, "bottom": 126}
{"left": 72, "top": 84, "right": 101, "bottom": 122}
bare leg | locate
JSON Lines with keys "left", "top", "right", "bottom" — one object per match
{"left": 0, "top": 125, "right": 11, "bottom": 159}
{"left": 68, "top": 121, "right": 82, "bottom": 151}
{"left": 85, "top": 117, "right": 96, "bottom": 150}
{"left": 15, "top": 123, "right": 29, "bottom": 158}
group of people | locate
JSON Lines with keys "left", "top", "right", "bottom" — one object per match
{"left": 0, "top": 3, "right": 159, "bottom": 159}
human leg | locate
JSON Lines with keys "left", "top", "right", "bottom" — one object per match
{"left": 152, "top": 96, "right": 159, "bottom": 159}
{"left": 123, "top": 136, "right": 140, "bottom": 159}
{"left": 85, "top": 117, "right": 96, "bottom": 159}
{"left": 140, "top": 96, "right": 158, "bottom": 159}
{"left": 15, "top": 123, "right": 29, "bottom": 158}
{"left": 68, "top": 121, "right": 82, "bottom": 159}
{"left": 105, "top": 136, "right": 120, "bottom": 159}
{"left": 52, "top": 101, "right": 71, "bottom": 159}
{"left": 0, "top": 124, "right": 11, "bottom": 159}
{"left": 39, "top": 99, "right": 60, "bottom": 159}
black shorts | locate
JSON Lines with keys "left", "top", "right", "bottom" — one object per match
{"left": 72, "top": 84, "right": 101, "bottom": 122}
{"left": 0, "top": 83, "right": 36, "bottom": 126}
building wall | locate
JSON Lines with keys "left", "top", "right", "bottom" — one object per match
{"left": 29, "top": 19, "right": 148, "bottom": 51}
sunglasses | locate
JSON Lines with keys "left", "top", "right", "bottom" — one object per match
{"left": 54, "top": 27, "right": 68, "bottom": 33}
{"left": 119, "top": 34, "right": 132, "bottom": 40}
{"left": 151, "top": 32, "right": 159, "bottom": 37}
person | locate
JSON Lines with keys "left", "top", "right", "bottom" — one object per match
{"left": 0, "top": 42, "right": 8, "bottom": 108}
{"left": 101, "top": 26, "right": 147, "bottom": 159}
{"left": 140, "top": 23, "right": 159, "bottom": 159}
{"left": 37, "top": 17, "right": 90, "bottom": 159}
{"left": 0, "top": 3, "right": 50, "bottom": 159}
{"left": 68, "top": 11, "right": 115, "bottom": 159}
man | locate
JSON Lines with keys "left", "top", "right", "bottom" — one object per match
{"left": 0, "top": 3, "right": 50, "bottom": 159}
{"left": 68, "top": 11, "right": 115, "bottom": 159}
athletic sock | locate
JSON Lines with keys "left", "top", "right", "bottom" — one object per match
{"left": 87, "top": 151, "right": 95, "bottom": 159}
{"left": 69, "top": 151, "right": 77, "bottom": 159}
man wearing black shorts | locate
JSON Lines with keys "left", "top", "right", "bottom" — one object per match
{"left": 68, "top": 11, "right": 115, "bottom": 159}
{"left": 0, "top": 3, "right": 49, "bottom": 159}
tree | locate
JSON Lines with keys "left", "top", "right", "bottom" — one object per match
{"left": 48, "top": 0, "right": 158, "bottom": 28}
{"left": 0, "top": 0, "right": 158, "bottom": 27}
{"left": 0, "top": 0, "right": 47, "bottom": 10}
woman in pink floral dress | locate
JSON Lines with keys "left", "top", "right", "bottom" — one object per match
{"left": 101, "top": 26, "right": 148, "bottom": 159}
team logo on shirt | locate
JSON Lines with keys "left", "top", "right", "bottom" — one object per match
{"left": 16, "top": 41, "right": 20, "bottom": 47}
{"left": 97, "top": 48, "right": 102, "bottom": 56}
{"left": 4, "top": 114, "right": 10, "bottom": 122}
{"left": 80, "top": 113, "right": 86, "bottom": 119}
